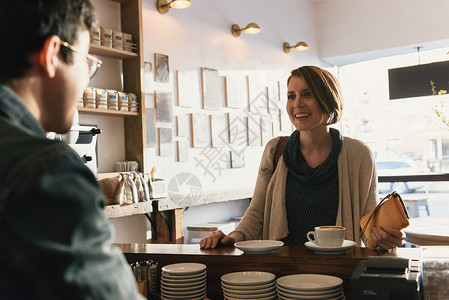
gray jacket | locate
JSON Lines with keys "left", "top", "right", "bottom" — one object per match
{"left": 0, "top": 85, "right": 144, "bottom": 300}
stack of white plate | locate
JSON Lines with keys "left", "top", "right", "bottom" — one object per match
{"left": 221, "top": 271, "right": 277, "bottom": 300}
{"left": 277, "top": 274, "right": 345, "bottom": 300}
{"left": 160, "top": 263, "right": 207, "bottom": 300}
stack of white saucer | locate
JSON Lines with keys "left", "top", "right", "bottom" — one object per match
{"left": 276, "top": 274, "right": 345, "bottom": 300}
{"left": 221, "top": 271, "right": 277, "bottom": 300}
{"left": 160, "top": 263, "right": 207, "bottom": 300}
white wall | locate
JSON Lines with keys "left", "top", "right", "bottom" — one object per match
{"left": 141, "top": 0, "right": 320, "bottom": 193}
{"left": 316, "top": 0, "right": 449, "bottom": 66}
{"left": 142, "top": 0, "right": 320, "bottom": 70}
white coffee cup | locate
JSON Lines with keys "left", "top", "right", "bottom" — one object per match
{"left": 307, "top": 226, "right": 345, "bottom": 247}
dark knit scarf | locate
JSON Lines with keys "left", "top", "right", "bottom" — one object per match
{"left": 281, "top": 128, "right": 343, "bottom": 246}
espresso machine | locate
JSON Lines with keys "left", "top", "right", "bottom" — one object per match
{"left": 48, "top": 109, "right": 101, "bottom": 174}
{"left": 65, "top": 125, "right": 101, "bottom": 175}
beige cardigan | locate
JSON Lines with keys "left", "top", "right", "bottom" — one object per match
{"left": 229, "top": 135, "right": 378, "bottom": 246}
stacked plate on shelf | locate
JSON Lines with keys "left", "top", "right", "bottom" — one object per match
{"left": 160, "top": 263, "right": 207, "bottom": 300}
{"left": 221, "top": 271, "right": 277, "bottom": 300}
{"left": 276, "top": 274, "right": 345, "bottom": 300}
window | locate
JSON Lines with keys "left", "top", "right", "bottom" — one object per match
{"left": 338, "top": 47, "right": 449, "bottom": 173}
{"left": 336, "top": 48, "right": 449, "bottom": 217}
{"left": 442, "top": 139, "right": 449, "bottom": 159}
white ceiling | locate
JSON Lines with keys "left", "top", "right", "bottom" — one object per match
{"left": 314, "top": 0, "right": 449, "bottom": 66}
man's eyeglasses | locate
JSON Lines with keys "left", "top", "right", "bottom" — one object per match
{"left": 60, "top": 41, "right": 102, "bottom": 79}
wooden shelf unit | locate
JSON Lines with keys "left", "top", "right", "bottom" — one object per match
{"left": 78, "top": 106, "right": 139, "bottom": 116}
{"left": 105, "top": 201, "right": 153, "bottom": 219}
{"left": 81, "top": 0, "right": 147, "bottom": 172}
{"left": 89, "top": 43, "right": 138, "bottom": 59}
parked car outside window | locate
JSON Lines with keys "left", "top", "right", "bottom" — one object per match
{"left": 376, "top": 159, "right": 427, "bottom": 194}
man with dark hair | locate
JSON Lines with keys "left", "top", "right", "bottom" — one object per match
{"left": 0, "top": 1, "right": 144, "bottom": 299}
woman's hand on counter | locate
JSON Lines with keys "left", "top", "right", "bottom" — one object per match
{"left": 371, "top": 226, "right": 405, "bottom": 251}
{"left": 199, "top": 230, "right": 235, "bottom": 249}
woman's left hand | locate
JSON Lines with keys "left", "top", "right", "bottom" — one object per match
{"left": 371, "top": 226, "right": 405, "bottom": 250}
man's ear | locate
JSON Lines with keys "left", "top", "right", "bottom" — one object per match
{"left": 38, "top": 35, "right": 61, "bottom": 78}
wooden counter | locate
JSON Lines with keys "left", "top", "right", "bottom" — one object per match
{"left": 116, "top": 243, "right": 421, "bottom": 299}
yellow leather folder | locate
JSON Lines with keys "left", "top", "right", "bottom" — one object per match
{"left": 360, "top": 192, "right": 410, "bottom": 247}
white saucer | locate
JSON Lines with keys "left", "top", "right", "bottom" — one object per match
{"left": 221, "top": 271, "right": 276, "bottom": 286}
{"left": 223, "top": 289, "right": 277, "bottom": 299}
{"left": 234, "top": 240, "right": 284, "bottom": 254}
{"left": 162, "top": 263, "right": 206, "bottom": 275}
{"left": 162, "top": 270, "right": 207, "bottom": 280}
{"left": 225, "top": 294, "right": 277, "bottom": 300}
{"left": 222, "top": 284, "right": 275, "bottom": 295}
{"left": 277, "top": 274, "right": 343, "bottom": 291}
{"left": 278, "top": 288, "right": 343, "bottom": 299}
{"left": 161, "top": 274, "right": 206, "bottom": 284}
{"left": 222, "top": 281, "right": 275, "bottom": 291}
{"left": 161, "top": 282, "right": 206, "bottom": 292}
{"left": 162, "top": 280, "right": 206, "bottom": 289}
{"left": 161, "top": 286, "right": 206, "bottom": 296}
{"left": 279, "top": 294, "right": 343, "bottom": 300}
{"left": 277, "top": 284, "right": 342, "bottom": 296}
{"left": 161, "top": 290, "right": 206, "bottom": 300}
{"left": 304, "top": 240, "right": 356, "bottom": 254}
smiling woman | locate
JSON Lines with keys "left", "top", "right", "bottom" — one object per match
{"left": 200, "top": 65, "right": 405, "bottom": 252}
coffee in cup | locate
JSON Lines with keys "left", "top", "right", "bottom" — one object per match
{"left": 307, "top": 226, "right": 345, "bottom": 247}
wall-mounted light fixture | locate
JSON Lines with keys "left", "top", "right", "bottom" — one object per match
{"left": 157, "top": 0, "right": 191, "bottom": 14}
{"left": 283, "top": 42, "right": 309, "bottom": 53}
{"left": 231, "top": 23, "right": 261, "bottom": 37}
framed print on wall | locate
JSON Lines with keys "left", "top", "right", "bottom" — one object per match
{"left": 144, "top": 61, "right": 153, "bottom": 94}
{"left": 155, "top": 53, "right": 169, "bottom": 83}
{"left": 176, "top": 115, "right": 189, "bottom": 137}
{"left": 225, "top": 74, "right": 247, "bottom": 108}
{"left": 177, "top": 139, "right": 189, "bottom": 162}
{"left": 191, "top": 113, "right": 210, "bottom": 148}
{"left": 261, "top": 117, "right": 272, "bottom": 146}
{"left": 201, "top": 67, "right": 221, "bottom": 111}
{"left": 155, "top": 91, "right": 173, "bottom": 123}
{"left": 210, "top": 114, "right": 226, "bottom": 148}
{"left": 176, "top": 70, "right": 199, "bottom": 107}
{"left": 247, "top": 116, "right": 261, "bottom": 146}
{"left": 227, "top": 113, "right": 246, "bottom": 145}
{"left": 145, "top": 108, "right": 156, "bottom": 148}
{"left": 230, "top": 150, "right": 245, "bottom": 168}
{"left": 158, "top": 127, "right": 173, "bottom": 156}
{"left": 247, "top": 74, "right": 268, "bottom": 115}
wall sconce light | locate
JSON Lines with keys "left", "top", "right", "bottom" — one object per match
{"left": 231, "top": 23, "right": 261, "bottom": 37}
{"left": 283, "top": 41, "right": 309, "bottom": 53}
{"left": 157, "top": 0, "right": 191, "bottom": 14}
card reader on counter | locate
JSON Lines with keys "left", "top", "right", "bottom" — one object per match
{"left": 351, "top": 256, "right": 422, "bottom": 300}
